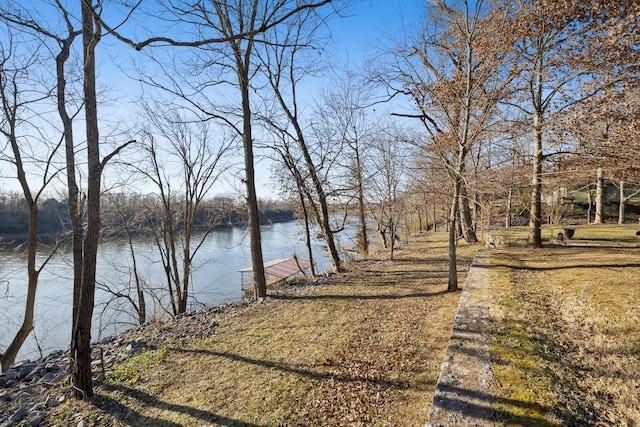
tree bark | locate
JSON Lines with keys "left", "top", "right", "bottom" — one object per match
{"left": 595, "top": 167, "right": 604, "bottom": 224}
{"left": 447, "top": 179, "right": 459, "bottom": 292}
{"left": 618, "top": 180, "right": 625, "bottom": 224}
{"left": 0, "top": 208, "right": 39, "bottom": 372}
{"left": 56, "top": 27, "right": 84, "bottom": 362}
{"left": 506, "top": 186, "right": 512, "bottom": 228}
{"left": 298, "top": 185, "right": 316, "bottom": 276}
{"left": 72, "top": 0, "right": 101, "bottom": 398}
{"left": 587, "top": 186, "right": 593, "bottom": 223}
{"left": 238, "top": 61, "right": 267, "bottom": 298}
{"left": 355, "top": 147, "right": 369, "bottom": 255}
{"left": 0, "top": 134, "right": 40, "bottom": 372}
{"left": 459, "top": 185, "right": 478, "bottom": 243}
{"left": 528, "top": 119, "right": 543, "bottom": 248}
{"left": 528, "top": 48, "right": 544, "bottom": 250}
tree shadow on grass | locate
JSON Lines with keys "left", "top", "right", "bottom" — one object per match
{"left": 271, "top": 289, "right": 450, "bottom": 302}
{"left": 431, "top": 384, "right": 561, "bottom": 426}
{"left": 490, "top": 260, "right": 640, "bottom": 272}
{"left": 169, "top": 348, "right": 411, "bottom": 391}
{"left": 95, "top": 384, "right": 262, "bottom": 427}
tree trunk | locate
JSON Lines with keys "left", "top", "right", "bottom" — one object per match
{"left": 354, "top": 148, "right": 369, "bottom": 255}
{"left": 595, "top": 167, "right": 604, "bottom": 224}
{"left": 433, "top": 202, "right": 437, "bottom": 232}
{"left": 57, "top": 38, "right": 84, "bottom": 353}
{"left": 298, "top": 186, "right": 316, "bottom": 276}
{"left": 448, "top": 178, "right": 460, "bottom": 292}
{"left": 1, "top": 272, "right": 38, "bottom": 372}
{"left": 72, "top": 1, "right": 101, "bottom": 398}
{"left": 506, "top": 187, "right": 512, "bottom": 228}
{"left": 389, "top": 222, "right": 396, "bottom": 261}
{"left": 179, "top": 245, "right": 191, "bottom": 313}
{"left": 123, "top": 221, "right": 146, "bottom": 324}
{"left": 238, "top": 68, "right": 267, "bottom": 298}
{"left": 0, "top": 227, "right": 39, "bottom": 371}
{"left": 377, "top": 223, "right": 389, "bottom": 249}
{"left": 277, "top": 103, "right": 342, "bottom": 272}
{"left": 0, "top": 171, "right": 39, "bottom": 372}
{"left": 528, "top": 109, "right": 543, "bottom": 248}
{"left": 528, "top": 45, "right": 545, "bottom": 248}
{"left": 618, "top": 180, "right": 626, "bottom": 224}
{"left": 459, "top": 185, "right": 478, "bottom": 243}
{"left": 587, "top": 186, "right": 593, "bottom": 223}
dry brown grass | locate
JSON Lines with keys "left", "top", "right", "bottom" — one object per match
{"left": 489, "top": 227, "right": 640, "bottom": 426}
{"left": 47, "top": 233, "right": 478, "bottom": 426}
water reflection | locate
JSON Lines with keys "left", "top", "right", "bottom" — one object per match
{"left": 0, "top": 221, "right": 341, "bottom": 360}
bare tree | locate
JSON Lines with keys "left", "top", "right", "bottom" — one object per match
{"left": 97, "top": 192, "right": 148, "bottom": 326}
{"left": 270, "top": 135, "right": 318, "bottom": 276}
{"left": 317, "top": 69, "right": 375, "bottom": 256}
{"left": 389, "top": 0, "right": 518, "bottom": 290}
{"left": 97, "top": 0, "right": 337, "bottom": 297}
{"left": 254, "top": 5, "right": 345, "bottom": 272}
{"left": 69, "top": 0, "right": 102, "bottom": 397}
{"left": 505, "top": 0, "right": 611, "bottom": 247}
{"left": 72, "top": 0, "right": 135, "bottom": 398}
{"left": 366, "top": 124, "right": 409, "bottom": 261}
{"left": 134, "top": 106, "right": 232, "bottom": 316}
{"left": 0, "top": 29, "right": 65, "bottom": 371}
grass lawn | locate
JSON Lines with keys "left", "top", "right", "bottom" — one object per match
{"left": 47, "top": 232, "right": 478, "bottom": 426}
{"left": 489, "top": 225, "right": 640, "bottom": 426}
{"left": 36, "top": 224, "right": 640, "bottom": 426}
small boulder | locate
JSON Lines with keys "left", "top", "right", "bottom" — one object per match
{"left": 9, "top": 406, "right": 28, "bottom": 423}
{"left": 28, "top": 411, "right": 46, "bottom": 426}
{"left": 3, "top": 369, "right": 18, "bottom": 382}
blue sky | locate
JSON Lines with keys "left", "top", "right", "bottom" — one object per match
{"left": 0, "top": 0, "right": 427, "bottom": 199}
{"left": 243, "top": 0, "right": 427, "bottom": 198}
{"left": 330, "top": 0, "right": 423, "bottom": 62}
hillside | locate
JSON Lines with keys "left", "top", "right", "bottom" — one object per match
{"left": 1, "top": 232, "right": 478, "bottom": 426}
{"left": 2, "top": 226, "right": 639, "bottom": 425}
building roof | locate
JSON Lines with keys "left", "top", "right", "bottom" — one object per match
{"left": 238, "top": 256, "right": 312, "bottom": 279}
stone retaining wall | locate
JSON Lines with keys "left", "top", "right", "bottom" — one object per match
{"left": 426, "top": 250, "right": 494, "bottom": 426}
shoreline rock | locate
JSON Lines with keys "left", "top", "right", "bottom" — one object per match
{"left": 0, "top": 298, "right": 255, "bottom": 426}
{"left": 0, "top": 274, "right": 333, "bottom": 427}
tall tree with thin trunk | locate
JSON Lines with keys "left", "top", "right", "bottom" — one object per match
{"left": 388, "top": 0, "right": 518, "bottom": 290}
{"left": 367, "top": 124, "right": 409, "bottom": 261}
{"left": 135, "top": 106, "right": 231, "bottom": 315}
{"left": 255, "top": 7, "right": 345, "bottom": 272}
{"left": 507, "top": 1, "right": 603, "bottom": 247}
{"left": 70, "top": 0, "right": 101, "bottom": 397}
{"left": 271, "top": 141, "right": 317, "bottom": 276}
{"left": 0, "top": 30, "right": 63, "bottom": 371}
{"left": 71, "top": 0, "right": 135, "bottom": 397}
{"left": 104, "top": 0, "right": 336, "bottom": 294}
{"left": 318, "top": 69, "right": 373, "bottom": 256}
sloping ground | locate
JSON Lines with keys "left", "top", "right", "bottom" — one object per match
{"left": 489, "top": 242, "right": 640, "bottom": 426}
{"left": 42, "top": 233, "right": 477, "bottom": 426}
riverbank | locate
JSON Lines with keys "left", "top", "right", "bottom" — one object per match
{"left": 0, "top": 209, "right": 296, "bottom": 246}
{"left": 0, "top": 220, "right": 325, "bottom": 362}
{"left": 0, "top": 232, "right": 478, "bottom": 426}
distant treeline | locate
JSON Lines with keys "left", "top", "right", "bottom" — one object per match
{"left": 0, "top": 194, "right": 296, "bottom": 243}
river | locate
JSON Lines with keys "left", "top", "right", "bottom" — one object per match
{"left": 0, "top": 221, "right": 351, "bottom": 361}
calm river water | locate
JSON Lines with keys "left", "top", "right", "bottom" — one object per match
{"left": 0, "top": 221, "right": 349, "bottom": 361}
